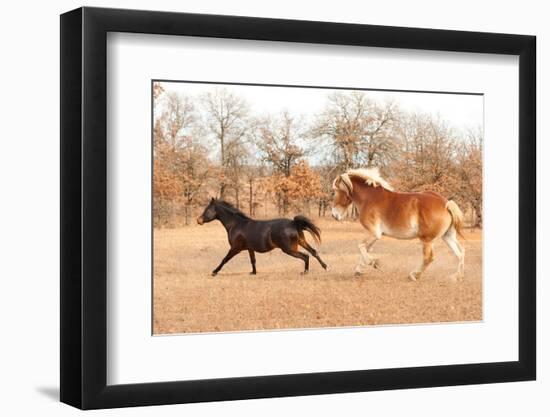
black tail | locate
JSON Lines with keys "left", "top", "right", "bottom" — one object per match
{"left": 293, "top": 215, "right": 321, "bottom": 245}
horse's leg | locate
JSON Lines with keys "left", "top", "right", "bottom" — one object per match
{"left": 299, "top": 240, "right": 329, "bottom": 270}
{"left": 211, "top": 247, "right": 241, "bottom": 276}
{"left": 355, "top": 235, "right": 380, "bottom": 276}
{"left": 280, "top": 241, "right": 309, "bottom": 274}
{"left": 409, "top": 240, "right": 434, "bottom": 281}
{"left": 248, "top": 250, "right": 257, "bottom": 275}
{"left": 442, "top": 227, "right": 465, "bottom": 281}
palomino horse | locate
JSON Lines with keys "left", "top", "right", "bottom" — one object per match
{"left": 331, "top": 168, "right": 465, "bottom": 281}
{"left": 197, "top": 198, "right": 328, "bottom": 276}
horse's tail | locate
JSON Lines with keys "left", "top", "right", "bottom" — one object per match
{"left": 446, "top": 200, "right": 465, "bottom": 239}
{"left": 293, "top": 215, "right": 321, "bottom": 245}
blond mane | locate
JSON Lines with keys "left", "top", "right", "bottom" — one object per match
{"left": 346, "top": 168, "right": 394, "bottom": 191}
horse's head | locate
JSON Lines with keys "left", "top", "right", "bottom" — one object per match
{"left": 331, "top": 174, "right": 353, "bottom": 221}
{"left": 197, "top": 198, "right": 218, "bottom": 225}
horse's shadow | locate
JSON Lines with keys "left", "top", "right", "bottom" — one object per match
{"left": 208, "top": 271, "right": 326, "bottom": 280}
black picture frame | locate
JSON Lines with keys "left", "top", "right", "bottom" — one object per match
{"left": 60, "top": 6, "right": 536, "bottom": 410}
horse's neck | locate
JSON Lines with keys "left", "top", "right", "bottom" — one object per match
{"left": 216, "top": 208, "right": 241, "bottom": 231}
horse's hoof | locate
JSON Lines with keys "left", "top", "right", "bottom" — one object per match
{"left": 250, "top": 272, "right": 257, "bottom": 275}
{"left": 354, "top": 271, "right": 363, "bottom": 277}
{"left": 300, "top": 271, "right": 309, "bottom": 275}
{"left": 324, "top": 265, "right": 330, "bottom": 271}
{"left": 449, "top": 273, "right": 463, "bottom": 282}
{"left": 409, "top": 272, "right": 420, "bottom": 281}
{"left": 211, "top": 272, "right": 218, "bottom": 277}
{"left": 371, "top": 259, "right": 382, "bottom": 270}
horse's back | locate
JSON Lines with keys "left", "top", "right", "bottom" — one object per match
{"left": 240, "top": 218, "right": 296, "bottom": 252}
{"left": 419, "top": 190, "right": 447, "bottom": 202}
{"left": 266, "top": 218, "right": 300, "bottom": 243}
{"left": 395, "top": 190, "right": 446, "bottom": 204}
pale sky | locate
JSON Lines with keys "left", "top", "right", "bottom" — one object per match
{"left": 157, "top": 81, "right": 484, "bottom": 134}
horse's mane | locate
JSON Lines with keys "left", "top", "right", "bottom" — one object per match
{"left": 345, "top": 167, "right": 394, "bottom": 191}
{"left": 214, "top": 200, "right": 251, "bottom": 219}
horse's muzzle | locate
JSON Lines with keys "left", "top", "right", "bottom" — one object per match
{"left": 197, "top": 216, "right": 204, "bottom": 225}
{"left": 331, "top": 207, "right": 344, "bottom": 221}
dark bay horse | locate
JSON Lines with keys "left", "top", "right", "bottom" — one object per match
{"left": 332, "top": 168, "right": 465, "bottom": 281}
{"left": 197, "top": 198, "right": 329, "bottom": 276}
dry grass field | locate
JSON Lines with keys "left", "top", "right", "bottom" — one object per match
{"left": 153, "top": 218, "right": 482, "bottom": 334}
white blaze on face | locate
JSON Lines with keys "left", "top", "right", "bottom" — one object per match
{"left": 332, "top": 206, "right": 346, "bottom": 221}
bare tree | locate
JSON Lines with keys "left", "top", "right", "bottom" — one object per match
{"left": 390, "top": 113, "right": 483, "bottom": 226}
{"left": 201, "top": 88, "right": 249, "bottom": 199}
{"left": 392, "top": 113, "right": 456, "bottom": 190}
{"left": 315, "top": 164, "right": 338, "bottom": 217}
{"left": 455, "top": 127, "right": 483, "bottom": 226}
{"left": 310, "top": 91, "right": 399, "bottom": 171}
{"left": 224, "top": 137, "right": 250, "bottom": 208}
{"left": 243, "top": 164, "right": 266, "bottom": 216}
{"left": 255, "top": 112, "right": 305, "bottom": 214}
{"left": 256, "top": 112, "right": 304, "bottom": 176}
{"left": 156, "top": 92, "right": 196, "bottom": 147}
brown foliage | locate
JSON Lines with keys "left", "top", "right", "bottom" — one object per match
{"left": 263, "top": 161, "right": 323, "bottom": 215}
{"left": 152, "top": 84, "right": 482, "bottom": 226}
{"left": 153, "top": 89, "right": 210, "bottom": 227}
{"left": 153, "top": 82, "right": 164, "bottom": 100}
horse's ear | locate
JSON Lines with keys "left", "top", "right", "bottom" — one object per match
{"left": 211, "top": 197, "right": 215, "bottom": 202}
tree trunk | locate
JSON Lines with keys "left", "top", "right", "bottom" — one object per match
{"left": 219, "top": 130, "right": 226, "bottom": 199}
{"left": 249, "top": 179, "right": 253, "bottom": 215}
{"left": 474, "top": 202, "right": 482, "bottom": 228}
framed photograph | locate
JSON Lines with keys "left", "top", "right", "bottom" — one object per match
{"left": 60, "top": 6, "right": 536, "bottom": 409}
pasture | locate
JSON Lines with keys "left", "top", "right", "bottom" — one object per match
{"left": 153, "top": 218, "right": 482, "bottom": 334}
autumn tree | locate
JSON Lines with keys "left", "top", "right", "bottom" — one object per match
{"left": 255, "top": 112, "right": 305, "bottom": 214}
{"left": 286, "top": 160, "right": 323, "bottom": 214}
{"left": 153, "top": 92, "right": 210, "bottom": 226}
{"left": 262, "top": 161, "right": 323, "bottom": 215}
{"left": 151, "top": 83, "right": 483, "bottom": 228}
